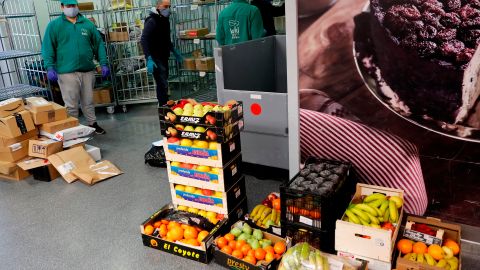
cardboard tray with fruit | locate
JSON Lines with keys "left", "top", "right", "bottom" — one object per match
{"left": 244, "top": 192, "right": 282, "bottom": 236}
{"left": 280, "top": 157, "right": 357, "bottom": 231}
{"left": 163, "top": 134, "right": 241, "bottom": 168}
{"left": 158, "top": 99, "right": 243, "bottom": 128}
{"left": 213, "top": 221, "right": 291, "bottom": 270}
{"left": 160, "top": 119, "right": 244, "bottom": 143}
{"left": 170, "top": 176, "right": 246, "bottom": 215}
{"left": 167, "top": 153, "right": 242, "bottom": 192}
{"left": 395, "top": 216, "right": 461, "bottom": 270}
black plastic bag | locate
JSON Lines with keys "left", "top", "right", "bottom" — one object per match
{"left": 144, "top": 145, "right": 166, "bottom": 168}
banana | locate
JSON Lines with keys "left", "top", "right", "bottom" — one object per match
{"left": 260, "top": 207, "right": 272, "bottom": 220}
{"left": 417, "top": 253, "right": 424, "bottom": 264}
{"left": 389, "top": 196, "right": 403, "bottom": 208}
{"left": 424, "top": 254, "right": 436, "bottom": 266}
{"left": 250, "top": 204, "right": 263, "bottom": 217}
{"left": 436, "top": 259, "right": 447, "bottom": 268}
{"left": 447, "top": 258, "right": 459, "bottom": 270}
{"left": 270, "top": 209, "right": 277, "bottom": 222}
{"left": 365, "top": 212, "right": 380, "bottom": 225}
{"left": 403, "top": 253, "right": 412, "bottom": 260}
{"left": 409, "top": 253, "right": 417, "bottom": 261}
{"left": 253, "top": 205, "right": 266, "bottom": 221}
{"left": 383, "top": 207, "right": 390, "bottom": 222}
{"left": 364, "top": 193, "right": 386, "bottom": 203}
{"left": 389, "top": 200, "right": 398, "bottom": 223}
{"left": 262, "top": 213, "right": 272, "bottom": 225}
{"left": 360, "top": 219, "right": 370, "bottom": 226}
{"left": 373, "top": 207, "right": 383, "bottom": 217}
{"left": 370, "top": 223, "right": 381, "bottom": 229}
{"left": 379, "top": 200, "right": 389, "bottom": 215}
{"left": 345, "top": 209, "right": 361, "bottom": 224}
{"left": 443, "top": 246, "right": 454, "bottom": 259}
{"left": 378, "top": 216, "right": 384, "bottom": 222}
{"left": 355, "top": 204, "right": 378, "bottom": 216}
{"left": 367, "top": 199, "right": 385, "bottom": 209}
{"left": 445, "top": 264, "right": 451, "bottom": 270}
{"left": 275, "top": 211, "right": 280, "bottom": 225}
{"left": 350, "top": 208, "right": 371, "bottom": 223}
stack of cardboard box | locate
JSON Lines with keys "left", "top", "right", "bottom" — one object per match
{"left": 183, "top": 49, "right": 215, "bottom": 72}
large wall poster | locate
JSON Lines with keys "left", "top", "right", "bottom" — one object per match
{"left": 297, "top": 0, "right": 480, "bottom": 225}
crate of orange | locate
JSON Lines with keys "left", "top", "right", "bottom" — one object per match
{"left": 396, "top": 216, "right": 461, "bottom": 270}
{"left": 140, "top": 203, "right": 229, "bottom": 264}
{"left": 213, "top": 221, "right": 290, "bottom": 270}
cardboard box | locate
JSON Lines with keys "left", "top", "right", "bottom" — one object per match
{"left": 29, "top": 139, "right": 63, "bottom": 159}
{"left": 0, "top": 129, "right": 37, "bottom": 149}
{"left": 338, "top": 251, "right": 391, "bottom": 270}
{"left": 396, "top": 216, "right": 462, "bottom": 270}
{"left": 78, "top": 2, "right": 94, "bottom": 11}
{"left": 93, "top": 89, "right": 102, "bottom": 104}
{"left": 160, "top": 119, "right": 244, "bottom": 143}
{"left": 164, "top": 134, "right": 242, "bottom": 168}
{"left": 0, "top": 160, "right": 17, "bottom": 175}
{"left": 41, "top": 125, "right": 95, "bottom": 142}
{"left": 171, "top": 176, "right": 246, "bottom": 215}
{"left": 29, "top": 102, "right": 68, "bottom": 125}
{"left": 108, "top": 31, "right": 129, "bottom": 42}
{"left": 85, "top": 144, "right": 101, "bottom": 161}
{"left": 0, "top": 111, "right": 36, "bottom": 138}
{"left": 0, "top": 137, "right": 30, "bottom": 162}
{"left": 0, "top": 98, "right": 24, "bottom": 117}
{"left": 39, "top": 117, "right": 79, "bottom": 134}
{"left": 195, "top": 57, "right": 215, "bottom": 71}
{"left": 25, "top": 97, "right": 53, "bottom": 112}
{"left": 335, "top": 184, "right": 404, "bottom": 263}
{"left": 0, "top": 161, "right": 29, "bottom": 181}
{"left": 17, "top": 158, "right": 59, "bottom": 182}
{"left": 185, "top": 28, "right": 209, "bottom": 38}
{"left": 183, "top": 58, "right": 196, "bottom": 70}
{"left": 72, "top": 160, "right": 122, "bottom": 185}
{"left": 100, "top": 89, "right": 111, "bottom": 103}
{"left": 167, "top": 153, "right": 242, "bottom": 192}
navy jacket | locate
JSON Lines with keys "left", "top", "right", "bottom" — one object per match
{"left": 141, "top": 9, "right": 172, "bottom": 63}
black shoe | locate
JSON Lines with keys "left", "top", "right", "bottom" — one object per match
{"left": 90, "top": 122, "right": 106, "bottom": 135}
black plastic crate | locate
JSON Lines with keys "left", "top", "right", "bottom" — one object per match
{"left": 280, "top": 157, "right": 357, "bottom": 231}
{"left": 281, "top": 220, "right": 335, "bottom": 253}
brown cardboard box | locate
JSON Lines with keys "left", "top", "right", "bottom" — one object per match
{"left": 48, "top": 147, "right": 96, "bottom": 183}
{"left": 0, "top": 137, "right": 30, "bottom": 162}
{"left": 78, "top": 2, "right": 94, "bottom": 11}
{"left": 0, "top": 129, "right": 37, "bottom": 149}
{"left": 0, "top": 161, "right": 29, "bottom": 181}
{"left": 29, "top": 102, "right": 68, "bottom": 125}
{"left": 17, "top": 158, "right": 60, "bottom": 182}
{"left": 25, "top": 97, "right": 53, "bottom": 112}
{"left": 29, "top": 139, "right": 63, "bottom": 159}
{"left": 99, "top": 89, "right": 111, "bottom": 103}
{"left": 0, "top": 98, "right": 24, "bottom": 118}
{"left": 72, "top": 160, "right": 123, "bottom": 185}
{"left": 183, "top": 58, "right": 196, "bottom": 70}
{"left": 108, "top": 31, "right": 129, "bottom": 42}
{"left": 93, "top": 89, "right": 102, "bottom": 104}
{"left": 39, "top": 117, "right": 79, "bottom": 134}
{"left": 195, "top": 57, "right": 215, "bottom": 71}
{"left": 112, "top": 22, "right": 128, "bottom": 32}
{"left": 185, "top": 28, "right": 209, "bottom": 38}
{"left": 0, "top": 110, "right": 36, "bottom": 138}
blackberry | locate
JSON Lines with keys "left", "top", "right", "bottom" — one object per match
{"left": 418, "top": 25, "right": 438, "bottom": 39}
{"left": 445, "top": 0, "right": 461, "bottom": 11}
{"left": 440, "top": 39, "right": 466, "bottom": 57}
{"left": 421, "top": 1, "right": 446, "bottom": 16}
{"left": 456, "top": 48, "right": 476, "bottom": 62}
{"left": 467, "top": 0, "right": 480, "bottom": 8}
{"left": 459, "top": 4, "right": 480, "bottom": 19}
{"left": 416, "top": 41, "right": 438, "bottom": 56}
{"left": 458, "top": 29, "right": 480, "bottom": 47}
{"left": 440, "top": 12, "right": 461, "bottom": 27}
{"left": 436, "top": 28, "right": 457, "bottom": 41}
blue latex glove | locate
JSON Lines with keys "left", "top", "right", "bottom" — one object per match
{"left": 172, "top": 49, "right": 184, "bottom": 63}
{"left": 47, "top": 68, "right": 58, "bottom": 82}
{"left": 146, "top": 56, "right": 157, "bottom": 74}
{"left": 101, "top": 65, "right": 110, "bottom": 78}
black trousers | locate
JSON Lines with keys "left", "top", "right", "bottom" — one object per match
{"left": 153, "top": 60, "right": 169, "bottom": 106}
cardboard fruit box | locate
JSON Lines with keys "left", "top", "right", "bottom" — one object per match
{"left": 338, "top": 251, "right": 391, "bottom": 270}
{"left": 158, "top": 101, "right": 243, "bottom": 128}
{"left": 163, "top": 134, "right": 241, "bottom": 168}
{"left": 335, "top": 184, "right": 405, "bottom": 263}
{"left": 160, "top": 119, "right": 244, "bottom": 143}
{"left": 171, "top": 176, "right": 246, "bottom": 215}
{"left": 396, "top": 216, "right": 462, "bottom": 270}
{"left": 167, "top": 153, "right": 242, "bottom": 192}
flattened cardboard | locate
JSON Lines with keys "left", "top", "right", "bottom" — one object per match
{"left": 0, "top": 137, "right": 30, "bottom": 162}
{"left": 39, "top": 117, "right": 79, "bottom": 134}
{"left": 17, "top": 158, "right": 51, "bottom": 170}
{"left": 0, "top": 98, "right": 24, "bottom": 118}
{"left": 40, "top": 125, "right": 94, "bottom": 141}
{"left": 29, "top": 102, "right": 68, "bottom": 125}
{"left": 17, "top": 158, "right": 59, "bottom": 182}
{"left": 0, "top": 111, "right": 36, "bottom": 138}
{"left": 72, "top": 160, "right": 122, "bottom": 185}
{"left": 29, "top": 139, "right": 63, "bottom": 159}
{"left": 25, "top": 97, "right": 53, "bottom": 112}
{"left": 47, "top": 147, "right": 96, "bottom": 183}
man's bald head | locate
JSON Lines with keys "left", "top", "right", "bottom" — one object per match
{"left": 156, "top": 0, "right": 170, "bottom": 9}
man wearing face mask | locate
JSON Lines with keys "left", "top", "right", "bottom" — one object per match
{"left": 141, "top": 0, "right": 183, "bottom": 106}
{"left": 42, "top": 0, "right": 109, "bottom": 134}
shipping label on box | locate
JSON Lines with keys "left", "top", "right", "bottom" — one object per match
{"left": 29, "top": 139, "right": 63, "bottom": 159}
{"left": 0, "top": 138, "right": 30, "bottom": 162}
{"left": 39, "top": 117, "right": 79, "bottom": 134}
{"left": 25, "top": 97, "right": 53, "bottom": 112}
{"left": 0, "top": 111, "right": 36, "bottom": 138}
{"left": 29, "top": 102, "right": 68, "bottom": 125}
{"left": 0, "top": 98, "right": 24, "bottom": 118}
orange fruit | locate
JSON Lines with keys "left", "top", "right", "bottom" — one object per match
{"left": 221, "top": 245, "right": 233, "bottom": 255}
{"left": 184, "top": 227, "right": 198, "bottom": 240}
{"left": 275, "top": 254, "right": 281, "bottom": 260}
{"left": 247, "top": 249, "right": 255, "bottom": 258}
{"left": 217, "top": 237, "right": 228, "bottom": 249}
{"left": 444, "top": 239, "right": 460, "bottom": 255}
{"left": 397, "top": 239, "right": 413, "bottom": 254}
{"left": 161, "top": 219, "right": 170, "bottom": 225}
{"left": 263, "top": 245, "right": 274, "bottom": 254}
{"left": 166, "top": 231, "right": 175, "bottom": 242}
{"left": 224, "top": 233, "right": 235, "bottom": 242}
{"left": 159, "top": 224, "right": 168, "bottom": 237}
{"left": 274, "top": 242, "right": 287, "bottom": 255}
{"left": 241, "top": 244, "right": 252, "bottom": 256}
{"left": 169, "top": 226, "right": 184, "bottom": 241}
{"left": 254, "top": 248, "right": 266, "bottom": 260}
{"left": 181, "top": 224, "right": 191, "bottom": 230}
{"left": 228, "top": 240, "right": 237, "bottom": 250}
{"left": 144, "top": 225, "right": 154, "bottom": 235}
{"left": 265, "top": 251, "right": 275, "bottom": 262}
{"left": 198, "top": 231, "right": 209, "bottom": 242}
{"left": 428, "top": 244, "right": 445, "bottom": 260}
{"left": 413, "top": 242, "right": 428, "bottom": 254}
{"left": 185, "top": 238, "right": 200, "bottom": 246}
{"left": 236, "top": 240, "right": 247, "bottom": 250}
{"left": 272, "top": 198, "right": 281, "bottom": 211}
{"left": 232, "top": 250, "right": 244, "bottom": 259}
{"left": 153, "top": 221, "right": 162, "bottom": 228}
{"left": 244, "top": 255, "right": 257, "bottom": 265}
{"left": 167, "top": 221, "right": 180, "bottom": 230}
{"left": 195, "top": 227, "right": 202, "bottom": 232}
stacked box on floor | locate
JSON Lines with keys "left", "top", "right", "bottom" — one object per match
{"left": 140, "top": 99, "right": 246, "bottom": 263}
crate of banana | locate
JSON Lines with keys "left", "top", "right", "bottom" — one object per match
{"left": 335, "top": 184, "right": 405, "bottom": 263}
{"left": 245, "top": 193, "right": 282, "bottom": 236}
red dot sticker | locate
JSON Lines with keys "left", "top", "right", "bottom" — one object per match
{"left": 251, "top": 103, "right": 262, "bottom": 116}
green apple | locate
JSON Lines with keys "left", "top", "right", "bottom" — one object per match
{"left": 182, "top": 110, "right": 193, "bottom": 116}
{"left": 184, "top": 126, "right": 195, "bottom": 131}
{"left": 193, "top": 110, "right": 204, "bottom": 117}
{"left": 185, "top": 186, "right": 197, "bottom": 193}
{"left": 213, "top": 105, "right": 222, "bottom": 112}
{"left": 194, "top": 140, "right": 209, "bottom": 149}
{"left": 194, "top": 126, "right": 206, "bottom": 133}
{"left": 183, "top": 103, "right": 193, "bottom": 111}
{"left": 194, "top": 104, "right": 203, "bottom": 111}
{"left": 173, "top": 107, "right": 184, "bottom": 115}
{"left": 175, "top": 184, "right": 186, "bottom": 191}
{"left": 203, "top": 105, "right": 213, "bottom": 113}
{"left": 180, "top": 139, "right": 193, "bottom": 146}
{"left": 208, "top": 141, "right": 217, "bottom": 150}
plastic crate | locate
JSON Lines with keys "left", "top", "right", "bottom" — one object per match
{"left": 280, "top": 157, "right": 357, "bottom": 231}
{"left": 281, "top": 220, "right": 335, "bottom": 253}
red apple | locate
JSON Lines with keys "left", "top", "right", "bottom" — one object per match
{"left": 268, "top": 193, "right": 278, "bottom": 201}
{"left": 167, "top": 137, "right": 180, "bottom": 144}
{"left": 216, "top": 214, "right": 225, "bottom": 220}
{"left": 179, "top": 163, "right": 194, "bottom": 170}
{"left": 262, "top": 198, "right": 272, "bottom": 208}
{"left": 201, "top": 189, "right": 214, "bottom": 196}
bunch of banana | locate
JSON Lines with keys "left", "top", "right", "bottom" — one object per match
{"left": 249, "top": 204, "right": 281, "bottom": 228}
{"left": 403, "top": 252, "right": 459, "bottom": 270}
{"left": 343, "top": 193, "right": 403, "bottom": 227}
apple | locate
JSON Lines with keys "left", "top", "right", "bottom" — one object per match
{"left": 170, "top": 161, "right": 181, "bottom": 167}
{"left": 213, "top": 105, "right": 222, "bottom": 112}
{"left": 208, "top": 141, "right": 217, "bottom": 150}
{"left": 182, "top": 110, "right": 193, "bottom": 116}
{"left": 206, "top": 211, "right": 217, "bottom": 220}
{"left": 175, "top": 184, "right": 186, "bottom": 191}
{"left": 198, "top": 210, "right": 207, "bottom": 217}
{"left": 203, "top": 105, "right": 213, "bottom": 113}
{"left": 185, "top": 186, "right": 197, "bottom": 193}
{"left": 177, "top": 205, "right": 188, "bottom": 211}
{"left": 184, "top": 126, "right": 195, "bottom": 131}
{"left": 262, "top": 198, "right": 272, "bottom": 208}
{"left": 175, "top": 124, "right": 185, "bottom": 130}
{"left": 173, "top": 107, "right": 184, "bottom": 115}
{"left": 193, "top": 110, "right": 204, "bottom": 117}
{"left": 180, "top": 139, "right": 193, "bottom": 146}
{"left": 194, "top": 140, "right": 209, "bottom": 149}
{"left": 216, "top": 213, "right": 225, "bottom": 220}
{"left": 208, "top": 216, "right": 219, "bottom": 225}
{"left": 167, "top": 137, "right": 180, "bottom": 144}
{"left": 187, "top": 207, "right": 199, "bottom": 214}
{"left": 202, "top": 189, "right": 214, "bottom": 196}
{"left": 183, "top": 103, "right": 193, "bottom": 111}
{"left": 194, "top": 104, "right": 203, "bottom": 111}
{"left": 214, "top": 191, "right": 223, "bottom": 198}
{"left": 196, "top": 165, "right": 210, "bottom": 172}
{"left": 210, "top": 168, "right": 220, "bottom": 174}
{"left": 194, "top": 126, "right": 206, "bottom": 133}
{"left": 195, "top": 190, "right": 204, "bottom": 195}
{"left": 179, "top": 163, "right": 194, "bottom": 170}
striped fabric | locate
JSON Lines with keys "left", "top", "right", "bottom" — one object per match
{"left": 300, "top": 109, "right": 428, "bottom": 215}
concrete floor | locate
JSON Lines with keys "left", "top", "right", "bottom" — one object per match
{"left": 0, "top": 104, "right": 478, "bottom": 270}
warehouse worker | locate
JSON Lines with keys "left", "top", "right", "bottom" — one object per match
{"left": 42, "top": 0, "right": 109, "bottom": 135}
{"left": 216, "top": 0, "right": 265, "bottom": 46}
{"left": 141, "top": 0, "right": 183, "bottom": 106}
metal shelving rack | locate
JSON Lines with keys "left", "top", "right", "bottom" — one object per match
{"left": 46, "top": 0, "right": 116, "bottom": 113}
{"left": 0, "top": 0, "right": 52, "bottom": 101}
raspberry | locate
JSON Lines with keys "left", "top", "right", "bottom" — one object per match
{"left": 401, "top": 34, "right": 419, "bottom": 47}
{"left": 436, "top": 28, "right": 457, "bottom": 41}
{"left": 416, "top": 41, "right": 438, "bottom": 56}
{"left": 440, "top": 12, "right": 461, "bottom": 27}
{"left": 440, "top": 40, "right": 466, "bottom": 57}
{"left": 459, "top": 5, "right": 480, "bottom": 19}
{"left": 421, "top": 1, "right": 446, "bottom": 16}
{"left": 456, "top": 48, "right": 476, "bottom": 62}
{"left": 445, "top": 0, "right": 461, "bottom": 11}
{"left": 423, "top": 11, "right": 444, "bottom": 28}
{"left": 462, "top": 17, "right": 480, "bottom": 27}
{"left": 418, "top": 25, "right": 438, "bottom": 39}
{"left": 466, "top": 0, "right": 480, "bottom": 9}
{"left": 389, "top": 4, "right": 422, "bottom": 20}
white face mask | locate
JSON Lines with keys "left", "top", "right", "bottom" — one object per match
{"left": 63, "top": 7, "right": 79, "bottom": 18}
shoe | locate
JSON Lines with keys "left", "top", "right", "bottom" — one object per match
{"left": 90, "top": 122, "right": 106, "bottom": 135}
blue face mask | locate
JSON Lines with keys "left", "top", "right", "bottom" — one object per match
{"left": 63, "top": 7, "right": 79, "bottom": 18}
{"left": 159, "top": 8, "right": 170, "bottom": 17}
